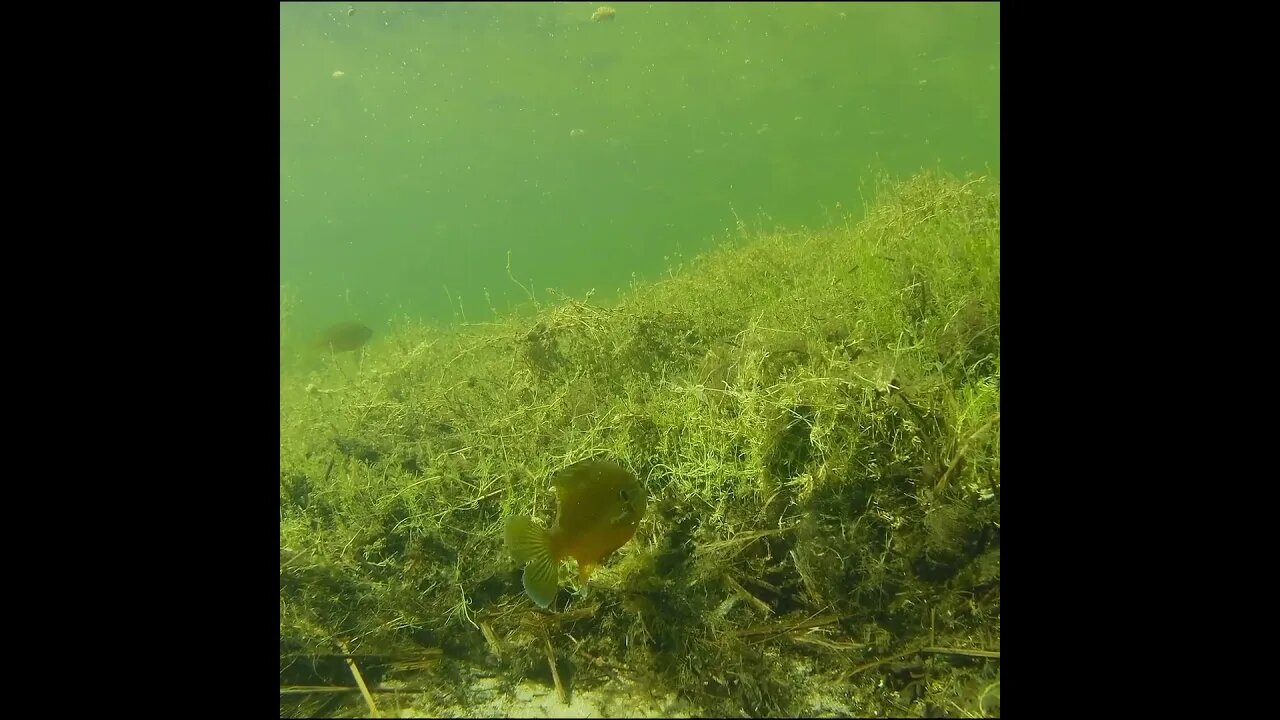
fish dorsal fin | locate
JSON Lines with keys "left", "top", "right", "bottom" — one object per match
{"left": 550, "top": 459, "right": 604, "bottom": 493}
{"left": 547, "top": 458, "right": 616, "bottom": 491}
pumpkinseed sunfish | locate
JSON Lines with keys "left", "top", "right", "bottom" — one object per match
{"left": 313, "top": 321, "right": 373, "bottom": 354}
{"left": 505, "top": 458, "right": 647, "bottom": 608}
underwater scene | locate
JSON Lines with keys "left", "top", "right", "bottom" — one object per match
{"left": 281, "top": 2, "right": 999, "bottom": 717}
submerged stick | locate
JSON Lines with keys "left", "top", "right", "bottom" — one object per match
{"left": 733, "top": 613, "right": 840, "bottom": 640}
{"left": 280, "top": 686, "right": 435, "bottom": 695}
{"left": 846, "top": 644, "right": 1000, "bottom": 679}
{"left": 722, "top": 573, "right": 773, "bottom": 617}
{"left": 479, "top": 621, "right": 504, "bottom": 659}
{"left": 543, "top": 634, "right": 567, "bottom": 704}
{"left": 338, "top": 641, "right": 380, "bottom": 717}
{"left": 920, "top": 646, "right": 1000, "bottom": 659}
{"left": 937, "top": 412, "right": 1000, "bottom": 493}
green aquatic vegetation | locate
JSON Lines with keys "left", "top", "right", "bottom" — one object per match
{"left": 280, "top": 171, "right": 1000, "bottom": 717}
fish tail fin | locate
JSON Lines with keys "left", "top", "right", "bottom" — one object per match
{"left": 504, "top": 515, "right": 558, "bottom": 608}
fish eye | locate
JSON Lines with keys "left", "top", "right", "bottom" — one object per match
{"left": 619, "top": 489, "right": 631, "bottom": 503}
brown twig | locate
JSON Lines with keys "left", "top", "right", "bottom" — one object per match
{"left": 937, "top": 412, "right": 1000, "bottom": 493}
{"left": 694, "top": 525, "right": 796, "bottom": 558}
{"left": 789, "top": 634, "right": 867, "bottom": 651}
{"left": 846, "top": 644, "right": 1000, "bottom": 679}
{"left": 847, "top": 649, "right": 917, "bottom": 678}
{"left": 280, "top": 686, "right": 435, "bottom": 695}
{"left": 920, "top": 646, "right": 1000, "bottom": 659}
{"left": 732, "top": 612, "right": 840, "bottom": 641}
{"left": 722, "top": 573, "right": 773, "bottom": 617}
{"left": 337, "top": 640, "right": 380, "bottom": 717}
{"left": 543, "top": 633, "right": 566, "bottom": 704}
{"left": 479, "top": 621, "right": 504, "bottom": 659}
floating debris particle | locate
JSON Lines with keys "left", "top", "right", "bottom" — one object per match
{"left": 570, "top": 128, "right": 585, "bottom": 137}
{"left": 332, "top": 70, "right": 345, "bottom": 78}
{"left": 591, "top": 6, "right": 616, "bottom": 22}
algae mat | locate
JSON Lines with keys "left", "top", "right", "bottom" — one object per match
{"left": 280, "top": 172, "right": 1000, "bottom": 718}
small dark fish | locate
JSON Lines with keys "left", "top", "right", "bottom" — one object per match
{"left": 505, "top": 459, "right": 647, "bottom": 608}
{"left": 314, "top": 321, "right": 373, "bottom": 353}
